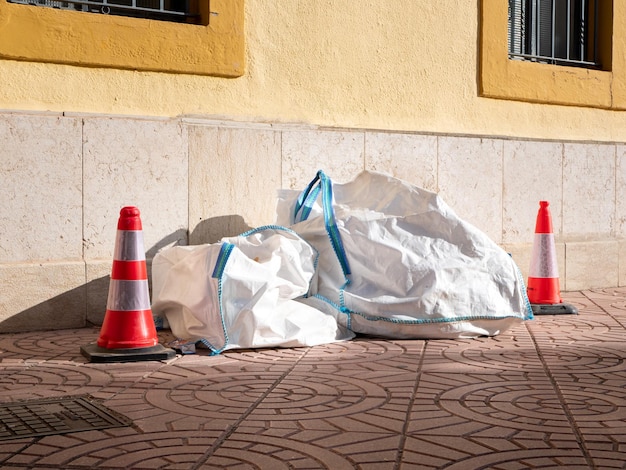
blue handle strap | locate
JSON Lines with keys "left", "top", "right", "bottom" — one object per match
{"left": 293, "top": 173, "right": 322, "bottom": 224}
{"left": 293, "top": 171, "right": 351, "bottom": 278}
{"left": 318, "top": 171, "right": 351, "bottom": 278}
{"left": 296, "top": 170, "right": 352, "bottom": 283}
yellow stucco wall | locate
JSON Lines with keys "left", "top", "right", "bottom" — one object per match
{"left": 1, "top": 1, "right": 626, "bottom": 141}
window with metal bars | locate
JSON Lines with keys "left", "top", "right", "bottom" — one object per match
{"left": 7, "top": 0, "right": 200, "bottom": 23}
{"left": 508, "top": 0, "right": 600, "bottom": 68}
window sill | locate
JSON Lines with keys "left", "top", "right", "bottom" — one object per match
{"left": 0, "top": 0, "right": 244, "bottom": 77}
{"left": 480, "top": 0, "right": 626, "bottom": 110}
{"left": 481, "top": 57, "right": 613, "bottom": 109}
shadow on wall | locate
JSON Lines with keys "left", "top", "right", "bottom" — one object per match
{"left": 0, "top": 279, "right": 95, "bottom": 334}
{"left": 189, "top": 215, "right": 251, "bottom": 245}
{"left": 0, "top": 216, "right": 253, "bottom": 333}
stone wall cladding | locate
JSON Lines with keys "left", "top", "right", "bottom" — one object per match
{"left": 1, "top": 111, "right": 624, "bottom": 331}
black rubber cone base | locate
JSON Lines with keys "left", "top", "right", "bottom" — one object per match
{"left": 80, "top": 343, "right": 177, "bottom": 363}
{"left": 531, "top": 303, "right": 578, "bottom": 315}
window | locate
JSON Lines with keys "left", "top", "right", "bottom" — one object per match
{"left": 508, "top": 0, "right": 600, "bottom": 68}
{"left": 0, "top": 0, "right": 244, "bottom": 76}
{"left": 7, "top": 0, "right": 199, "bottom": 24}
{"left": 479, "top": 0, "right": 626, "bottom": 109}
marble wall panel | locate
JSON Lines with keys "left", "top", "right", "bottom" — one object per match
{"left": 4, "top": 111, "right": 626, "bottom": 335}
{"left": 437, "top": 136, "right": 503, "bottom": 243}
{"left": 616, "top": 144, "right": 626, "bottom": 239}
{"left": 565, "top": 240, "right": 619, "bottom": 291}
{"left": 82, "top": 117, "right": 188, "bottom": 260}
{"left": 364, "top": 132, "right": 438, "bottom": 192}
{"left": 620, "top": 240, "right": 626, "bottom": 287}
{"left": 0, "top": 262, "right": 86, "bottom": 332}
{"left": 0, "top": 114, "right": 82, "bottom": 263}
{"left": 85, "top": 260, "right": 112, "bottom": 326}
{"left": 281, "top": 129, "right": 364, "bottom": 189}
{"left": 562, "top": 143, "right": 615, "bottom": 238}
{"left": 502, "top": 140, "right": 563, "bottom": 244}
{"left": 188, "top": 125, "right": 282, "bottom": 244}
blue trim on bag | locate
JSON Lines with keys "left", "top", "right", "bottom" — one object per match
{"left": 198, "top": 338, "right": 224, "bottom": 356}
{"left": 338, "top": 279, "right": 351, "bottom": 307}
{"left": 212, "top": 243, "right": 235, "bottom": 279}
{"left": 294, "top": 174, "right": 322, "bottom": 223}
{"left": 301, "top": 185, "right": 321, "bottom": 221}
{"left": 318, "top": 171, "right": 351, "bottom": 278}
{"left": 314, "top": 291, "right": 527, "bottom": 327}
{"left": 354, "top": 307, "right": 525, "bottom": 325}
{"left": 344, "top": 309, "right": 526, "bottom": 325}
{"left": 294, "top": 170, "right": 351, "bottom": 281}
{"left": 294, "top": 185, "right": 321, "bottom": 223}
{"left": 312, "top": 293, "right": 353, "bottom": 330}
{"left": 238, "top": 224, "right": 301, "bottom": 238}
{"left": 204, "top": 242, "right": 235, "bottom": 355}
{"left": 210, "top": 263, "right": 230, "bottom": 354}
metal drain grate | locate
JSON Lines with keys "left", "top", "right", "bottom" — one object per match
{"left": 0, "top": 395, "right": 132, "bottom": 441}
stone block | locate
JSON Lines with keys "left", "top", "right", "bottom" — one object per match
{"left": 564, "top": 240, "right": 618, "bottom": 291}
{"left": 502, "top": 140, "right": 563, "bottom": 244}
{"left": 438, "top": 136, "right": 503, "bottom": 243}
{"left": 281, "top": 129, "right": 364, "bottom": 189}
{"left": 563, "top": 143, "right": 615, "bottom": 238}
{"left": 0, "top": 114, "right": 82, "bottom": 263}
{"left": 364, "top": 132, "right": 437, "bottom": 192}
{"left": 0, "top": 262, "right": 86, "bottom": 332}
{"left": 83, "top": 117, "right": 188, "bottom": 260}
{"left": 188, "top": 125, "right": 282, "bottom": 244}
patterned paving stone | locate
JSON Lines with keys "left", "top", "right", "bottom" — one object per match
{"left": 144, "top": 371, "right": 282, "bottom": 416}
{"left": 0, "top": 328, "right": 98, "bottom": 362}
{"left": 556, "top": 381, "right": 626, "bottom": 442}
{"left": 410, "top": 375, "right": 572, "bottom": 434}
{"left": 585, "top": 287, "right": 626, "bottom": 299}
{"left": 420, "top": 330, "right": 544, "bottom": 373}
{"left": 2, "top": 429, "right": 223, "bottom": 469}
{"left": 401, "top": 436, "right": 590, "bottom": 469}
{"left": 0, "top": 362, "right": 115, "bottom": 402}
{"left": 539, "top": 343, "right": 626, "bottom": 374}
{"left": 302, "top": 338, "right": 424, "bottom": 361}
{"left": 577, "top": 289, "right": 626, "bottom": 312}
{"left": 2, "top": 289, "right": 626, "bottom": 468}
{"left": 222, "top": 428, "right": 400, "bottom": 469}
{"left": 230, "top": 338, "right": 424, "bottom": 370}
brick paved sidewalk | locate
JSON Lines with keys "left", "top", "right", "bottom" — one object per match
{"left": 1, "top": 289, "right": 625, "bottom": 469}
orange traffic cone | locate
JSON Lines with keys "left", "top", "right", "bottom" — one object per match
{"left": 81, "top": 207, "right": 176, "bottom": 362}
{"left": 527, "top": 201, "right": 577, "bottom": 315}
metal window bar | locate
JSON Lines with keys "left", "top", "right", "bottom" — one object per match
{"left": 508, "top": 0, "right": 600, "bottom": 68}
{"left": 8, "top": 0, "right": 195, "bottom": 22}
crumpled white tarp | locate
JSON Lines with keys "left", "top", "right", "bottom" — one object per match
{"left": 276, "top": 170, "right": 533, "bottom": 339}
{"left": 152, "top": 170, "right": 532, "bottom": 353}
{"left": 151, "top": 227, "right": 354, "bottom": 354}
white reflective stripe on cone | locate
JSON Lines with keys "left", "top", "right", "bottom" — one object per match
{"left": 106, "top": 279, "right": 151, "bottom": 311}
{"left": 529, "top": 233, "right": 559, "bottom": 278}
{"left": 113, "top": 230, "right": 146, "bottom": 261}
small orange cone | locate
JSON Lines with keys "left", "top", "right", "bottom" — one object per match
{"left": 81, "top": 207, "right": 176, "bottom": 362}
{"left": 527, "top": 201, "right": 577, "bottom": 315}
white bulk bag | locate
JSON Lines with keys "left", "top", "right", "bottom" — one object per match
{"left": 151, "top": 226, "right": 353, "bottom": 353}
{"left": 277, "top": 170, "right": 533, "bottom": 339}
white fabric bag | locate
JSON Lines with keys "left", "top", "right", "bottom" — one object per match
{"left": 277, "top": 170, "right": 533, "bottom": 339}
{"left": 151, "top": 226, "right": 353, "bottom": 353}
